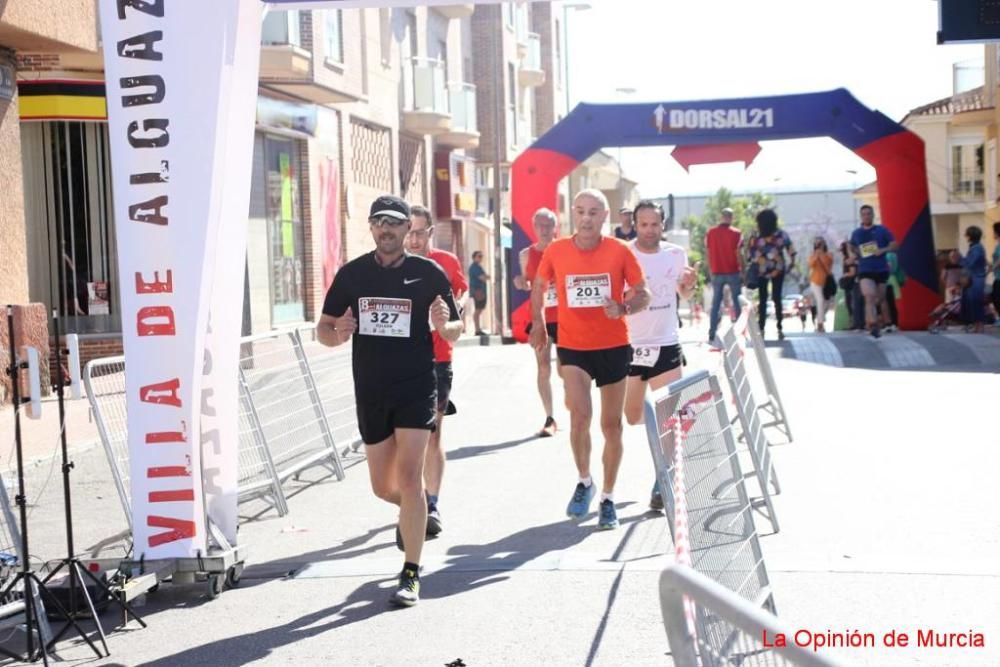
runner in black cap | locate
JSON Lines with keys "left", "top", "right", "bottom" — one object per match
{"left": 318, "top": 194, "right": 462, "bottom": 607}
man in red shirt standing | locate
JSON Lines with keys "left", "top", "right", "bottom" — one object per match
{"left": 705, "top": 207, "right": 744, "bottom": 345}
{"left": 514, "top": 207, "right": 560, "bottom": 437}
{"left": 406, "top": 205, "right": 467, "bottom": 536}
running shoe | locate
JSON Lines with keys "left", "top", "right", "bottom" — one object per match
{"left": 566, "top": 482, "right": 595, "bottom": 519}
{"left": 389, "top": 567, "right": 420, "bottom": 608}
{"left": 597, "top": 499, "right": 619, "bottom": 530}
{"left": 538, "top": 416, "right": 557, "bottom": 438}
{"left": 649, "top": 481, "right": 664, "bottom": 511}
{"left": 426, "top": 503, "right": 442, "bottom": 537}
{"left": 870, "top": 326, "right": 882, "bottom": 339}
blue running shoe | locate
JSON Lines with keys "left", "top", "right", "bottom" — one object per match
{"left": 597, "top": 499, "right": 619, "bottom": 530}
{"left": 566, "top": 482, "right": 594, "bottom": 518}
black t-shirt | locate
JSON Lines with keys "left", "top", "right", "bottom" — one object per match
{"left": 322, "top": 252, "right": 460, "bottom": 397}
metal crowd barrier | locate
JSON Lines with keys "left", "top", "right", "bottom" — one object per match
{"left": 660, "top": 564, "right": 846, "bottom": 667}
{"left": 720, "top": 325, "right": 781, "bottom": 533}
{"left": 84, "top": 325, "right": 353, "bottom": 526}
{"left": 294, "top": 327, "right": 363, "bottom": 456}
{"left": 238, "top": 329, "right": 346, "bottom": 484}
{"left": 743, "top": 303, "right": 794, "bottom": 442}
{"left": 643, "top": 370, "right": 775, "bottom": 613}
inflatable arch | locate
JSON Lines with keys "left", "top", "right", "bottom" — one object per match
{"left": 510, "top": 88, "right": 935, "bottom": 338}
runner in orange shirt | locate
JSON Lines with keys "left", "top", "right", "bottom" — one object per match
{"left": 405, "top": 205, "right": 467, "bottom": 537}
{"left": 529, "top": 190, "right": 651, "bottom": 530}
{"left": 514, "top": 207, "right": 560, "bottom": 437}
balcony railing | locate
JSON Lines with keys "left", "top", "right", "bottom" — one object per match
{"left": 262, "top": 10, "right": 302, "bottom": 48}
{"left": 950, "top": 167, "right": 985, "bottom": 202}
{"left": 448, "top": 82, "right": 477, "bottom": 133}
{"left": 402, "top": 57, "right": 449, "bottom": 115}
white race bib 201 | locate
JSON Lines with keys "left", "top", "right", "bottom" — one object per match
{"left": 631, "top": 345, "right": 660, "bottom": 368}
{"left": 544, "top": 284, "right": 559, "bottom": 308}
{"left": 566, "top": 273, "right": 612, "bottom": 308}
{"left": 860, "top": 241, "right": 878, "bottom": 258}
{"left": 358, "top": 297, "right": 412, "bottom": 337}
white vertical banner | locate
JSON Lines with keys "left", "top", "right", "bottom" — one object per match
{"left": 201, "top": 0, "right": 264, "bottom": 546}
{"left": 99, "top": 0, "right": 247, "bottom": 559}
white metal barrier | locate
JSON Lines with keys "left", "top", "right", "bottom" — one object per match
{"left": 720, "top": 324, "right": 780, "bottom": 533}
{"left": 643, "top": 371, "right": 775, "bottom": 611}
{"left": 238, "top": 329, "right": 346, "bottom": 483}
{"left": 743, "top": 302, "right": 793, "bottom": 442}
{"left": 660, "top": 564, "right": 847, "bottom": 667}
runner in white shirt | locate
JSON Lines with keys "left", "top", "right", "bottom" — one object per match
{"left": 622, "top": 201, "right": 698, "bottom": 510}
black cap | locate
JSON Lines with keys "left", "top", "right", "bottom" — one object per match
{"left": 369, "top": 194, "right": 410, "bottom": 220}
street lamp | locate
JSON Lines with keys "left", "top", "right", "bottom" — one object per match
{"left": 562, "top": 3, "right": 590, "bottom": 218}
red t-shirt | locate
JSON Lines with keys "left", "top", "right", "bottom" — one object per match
{"left": 428, "top": 249, "right": 468, "bottom": 362}
{"left": 525, "top": 245, "right": 558, "bottom": 324}
{"left": 706, "top": 224, "right": 742, "bottom": 275}
{"left": 536, "top": 236, "right": 644, "bottom": 351}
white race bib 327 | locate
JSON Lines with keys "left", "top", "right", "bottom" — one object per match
{"left": 566, "top": 273, "right": 611, "bottom": 308}
{"left": 631, "top": 345, "right": 659, "bottom": 368}
{"left": 358, "top": 297, "right": 412, "bottom": 337}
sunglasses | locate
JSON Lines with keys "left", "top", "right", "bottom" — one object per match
{"left": 370, "top": 215, "right": 409, "bottom": 228}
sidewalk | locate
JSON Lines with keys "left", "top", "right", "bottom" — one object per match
{"left": 2, "top": 319, "right": 998, "bottom": 666}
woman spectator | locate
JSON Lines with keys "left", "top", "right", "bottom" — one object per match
{"left": 808, "top": 237, "right": 834, "bottom": 332}
{"left": 839, "top": 241, "right": 859, "bottom": 330}
{"left": 745, "top": 209, "right": 796, "bottom": 340}
{"left": 960, "top": 225, "right": 988, "bottom": 333}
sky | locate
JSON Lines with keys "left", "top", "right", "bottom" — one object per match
{"left": 562, "top": 0, "right": 984, "bottom": 197}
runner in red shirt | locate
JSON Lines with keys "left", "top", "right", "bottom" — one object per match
{"left": 530, "top": 190, "right": 651, "bottom": 530}
{"left": 405, "top": 205, "right": 467, "bottom": 537}
{"left": 514, "top": 207, "right": 560, "bottom": 437}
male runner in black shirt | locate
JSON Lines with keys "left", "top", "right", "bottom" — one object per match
{"left": 318, "top": 194, "right": 462, "bottom": 607}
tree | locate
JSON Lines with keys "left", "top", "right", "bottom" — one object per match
{"left": 687, "top": 187, "right": 775, "bottom": 287}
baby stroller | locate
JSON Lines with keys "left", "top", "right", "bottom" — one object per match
{"left": 928, "top": 289, "right": 965, "bottom": 333}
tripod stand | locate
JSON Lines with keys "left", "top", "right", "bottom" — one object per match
{"left": 39, "top": 312, "right": 148, "bottom": 657}
{"left": 2, "top": 306, "right": 100, "bottom": 665}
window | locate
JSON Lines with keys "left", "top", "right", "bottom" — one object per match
{"left": 503, "top": 3, "right": 514, "bottom": 29}
{"left": 324, "top": 10, "right": 343, "bottom": 63}
{"left": 950, "top": 140, "right": 984, "bottom": 201}
{"left": 261, "top": 10, "right": 300, "bottom": 47}
{"left": 251, "top": 134, "right": 306, "bottom": 325}
{"left": 21, "top": 122, "right": 119, "bottom": 334}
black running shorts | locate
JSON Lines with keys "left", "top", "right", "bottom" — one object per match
{"left": 357, "top": 373, "right": 437, "bottom": 445}
{"left": 627, "top": 344, "right": 684, "bottom": 381}
{"left": 556, "top": 345, "right": 632, "bottom": 387}
{"left": 434, "top": 361, "right": 457, "bottom": 415}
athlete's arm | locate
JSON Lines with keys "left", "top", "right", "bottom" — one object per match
{"left": 678, "top": 260, "right": 699, "bottom": 301}
{"left": 318, "top": 270, "right": 354, "bottom": 347}
{"left": 514, "top": 247, "right": 531, "bottom": 291}
{"left": 432, "top": 294, "right": 463, "bottom": 342}
{"left": 317, "top": 312, "right": 356, "bottom": 347}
